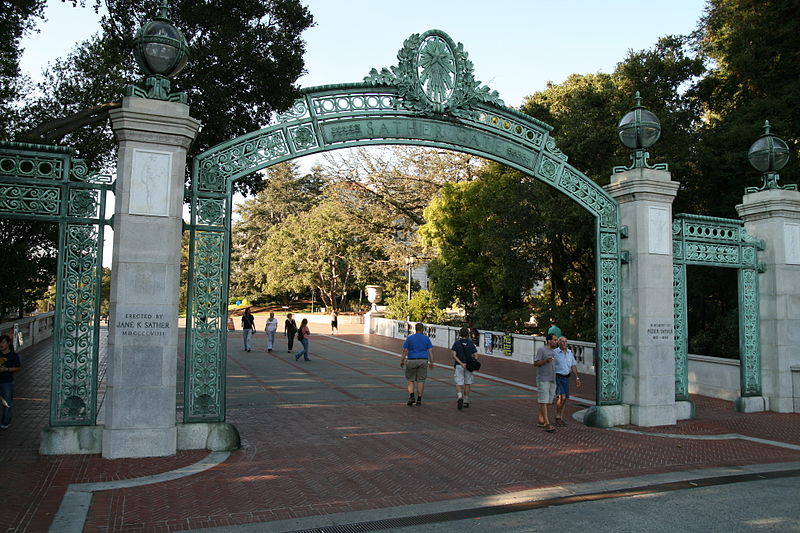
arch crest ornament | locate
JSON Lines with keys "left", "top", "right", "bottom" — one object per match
{"left": 186, "top": 30, "right": 624, "bottom": 422}
{"left": 364, "top": 29, "right": 504, "bottom": 115}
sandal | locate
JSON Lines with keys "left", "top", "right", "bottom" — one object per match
{"left": 555, "top": 418, "right": 566, "bottom": 426}
{"left": 543, "top": 425, "right": 556, "bottom": 433}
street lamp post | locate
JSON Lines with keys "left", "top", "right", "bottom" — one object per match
{"left": 405, "top": 255, "right": 417, "bottom": 301}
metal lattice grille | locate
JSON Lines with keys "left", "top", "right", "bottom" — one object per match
{"left": 672, "top": 213, "right": 764, "bottom": 400}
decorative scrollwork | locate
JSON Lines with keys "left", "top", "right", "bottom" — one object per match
{"left": 276, "top": 98, "right": 310, "bottom": 123}
{"left": 0, "top": 185, "right": 60, "bottom": 216}
{"left": 739, "top": 268, "right": 761, "bottom": 396}
{"left": 196, "top": 198, "right": 226, "bottom": 226}
{"left": 70, "top": 159, "right": 113, "bottom": 184}
{"left": 598, "top": 258, "right": 621, "bottom": 404}
{"left": 53, "top": 223, "right": 101, "bottom": 424}
{"left": 364, "top": 29, "right": 504, "bottom": 115}
{"left": 289, "top": 124, "right": 318, "bottom": 151}
{"left": 68, "top": 189, "right": 99, "bottom": 218}
{"left": 673, "top": 264, "right": 689, "bottom": 400}
{"left": 185, "top": 229, "right": 226, "bottom": 421}
{"left": 673, "top": 213, "right": 763, "bottom": 400}
{"left": 198, "top": 131, "right": 289, "bottom": 192}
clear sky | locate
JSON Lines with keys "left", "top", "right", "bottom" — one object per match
{"left": 19, "top": 0, "right": 709, "bottom": 267}
{"left": 22, "top": 0, "right": 709, "bottom": 107}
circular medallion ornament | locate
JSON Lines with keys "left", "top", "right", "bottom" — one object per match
{"left": 415, "top": 30, "right": 458, "bottom": 108}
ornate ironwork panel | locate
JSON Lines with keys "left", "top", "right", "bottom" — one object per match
{"left": 739, "top": 268, "right": 761, "bottom": 396}
{"left": 187, "top": 29, "right": 625, "bottom": 417}
{"left": 183, "top": 221, "right": 228, "bottom": 422}
{"left": 0, "top": 141, "right": 112, "bottom": 426}
{"left": 51, "top": 223, "right": 103, "bottom": 424}
{"left": 673, "top": 264, "right": 689, "bottom": 400}
{"left": 672, "top": 213, "right": 764, "bottom": 400}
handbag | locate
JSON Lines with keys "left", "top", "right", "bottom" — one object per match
{"left": 465, "top": 358, "right": 481, "bottom": 372}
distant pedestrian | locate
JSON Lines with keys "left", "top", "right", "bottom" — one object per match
{"left": 265, "top": 312, "right": 278, "bottom": 352}
{"left": 534, "top": 333, "right": 558, "bottom": 432}
{"left": 294, "top": 318, "right": 311, "bottom": 361}
{"left": 241, "top": 307, "right": 255, "bottom": 352}
{"left": 284, "top": 313, "right": 298, "bottom": 352}
{"left": 547, "top": 319, "right": 562, "bottom": 338}
{"left": 330, "top": 310, "right": 339, "bottom": 335}
{"left": 0, "top": 334, "right": 21, "bottom": 429}
{"left": 399, "top": 323, "right": 434, "bottom": 406}
{"left": 451, "top": 326, "right": 479, "bottom": 410}
{"left": 553, "top": 336, "right": 581, "bottom": 426}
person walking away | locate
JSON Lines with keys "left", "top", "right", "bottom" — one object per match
{"left": 534, "top": 333, "right": 558, "bottom": 432}
{"left": 294, "top": 318, "right": 312, "bottom": 361}
{"left": 451, "top": 326, "right": 479, "bottom": 410}
{"left": 330, "top": 310, "right": 339, "bottom": 335}
{"left": 399, "top": 323, "right": 434, "bottom": 406}
{"left": 553, "top": 336, "right": 581, "bottom": 425}
{"left": 284, "top": 313, "right": 298, "bottom": 352}
{"left": 547, "top": 319, "right": 562, "bottom": 338}
{"left": 241, "top": 307, "right": 256, "bottom": 352}
{"left": 265, "top": 312, "right": 278, "bottom": 352}
{"left": 0, "top": 334, "right": 21, "bottom": 429}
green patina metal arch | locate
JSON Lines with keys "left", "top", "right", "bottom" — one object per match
{"left": 672, "top": 213, "right": 764, "bottom": 401}
{"left": 0, "top": 141, "right": 112, "bottom": 426}
{"left": 183, "top": 30, "right": 624, "bottom": 422}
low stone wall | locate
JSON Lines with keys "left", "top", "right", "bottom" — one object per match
{"left": 688, "top": 354, "right": 741, "bottom": 401}
{"left": 0, "top": 311, "right": 55, "bottom": 353}
{"left": 180, "top": 312, "right": 365, "bottom": 330}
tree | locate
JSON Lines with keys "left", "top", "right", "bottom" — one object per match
{"left": 692, "top": 0, "right": 800, "bottom": 218}
{"left": 420, "top": 163, "right": 586, "bottom": 332}
{"left": 383, "top": 290, "right": 446, "bottom": 324}
{"left": 229, "top": 162, "right": 326, "bottom": 303}
{"left": 252, "top": 199, "right": 392, "bottom": 311}
{"left": 0, "top": 0, "right": 45, "bottom": 132}
{"left": 17, "top": 0, "right": 314, "bottom": 194}
{"left": 0, "top": 0, "right": 314, "bottom": 320}
{"left": 0, "top": 219, "right": 57, "bottom": 321}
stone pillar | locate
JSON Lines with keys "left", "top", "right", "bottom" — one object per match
{"left": 103, "top": 97, "right": 200, "bottom": 458}
{"left": 605, "top": 168, "right": 681, "bottom": 426}
{"left": 736, "top": 188, "right": 800, "bottom": 413}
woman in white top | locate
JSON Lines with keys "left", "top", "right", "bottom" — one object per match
{"left": 265, "top": 312, "right": 279, "bottom": 352}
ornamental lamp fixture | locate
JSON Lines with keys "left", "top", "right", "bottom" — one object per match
{"left": 745, "top": 120, "right": 796, "bottom": 193}
{"left": 613, "top": 92, "right": 668, "bottom": 173}
{"left": 125, "top": 0, "right": 189, "bottom": 103}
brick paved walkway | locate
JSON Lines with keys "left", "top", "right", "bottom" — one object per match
{"left": 1, "top": 324, "right": 798, "bottom": 532}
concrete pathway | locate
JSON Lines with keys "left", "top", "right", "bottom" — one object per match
{"left": 1, "top": 322, "right": 798, "bottom": 532}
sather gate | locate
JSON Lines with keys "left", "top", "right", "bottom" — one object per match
{"left": 183, "top": 30, "right": 625, "bottom": 422}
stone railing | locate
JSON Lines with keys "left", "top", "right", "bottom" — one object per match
{"left": 0, "top": 311, "right": 56, "bottom": 352}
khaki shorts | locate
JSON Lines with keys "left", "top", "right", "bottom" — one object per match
{"left": 537, "top": 380, "right": 556, "bottom": 404}
{"left": 454, "top": 365, "right": 474, "bottom": 386}
{"left": 405, "top": 358, "right": 429, "bottom": 382}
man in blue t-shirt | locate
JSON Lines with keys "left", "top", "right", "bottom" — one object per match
{"left": 0, "top": 334, "right": 22, "bottom": 429}
{"left": 400, "top": 323, "right": 434, "bottom": 406}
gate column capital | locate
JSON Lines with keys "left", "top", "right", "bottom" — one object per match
{"left": 605, "top": 168, "right": 679, "bottom": 204}
{"left": 110, "top": 96, "right": 201, "bottom": 149}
